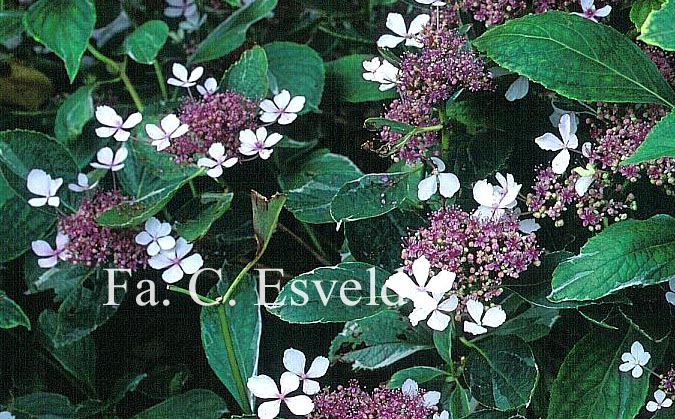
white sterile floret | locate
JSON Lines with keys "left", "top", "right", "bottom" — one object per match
{"left": 573, "top": 164, "right": 596, "bottom": 196}
{"left": 647, "top": 389, "right": 673, "bottom": 412}
{"left": 401, "top": 379, "right": 441, "bottom": 408}
{"left": 90, "top": 147, "right": 128, "bottom": 172}
{"left": 238, "top": 127, "right": 283, "bottom": 160}
{"left": 535, "top": 113, "right": 579, "bottom": 174}
{"left": 0, "top": 412, "right": 16, "bottom": 419}
{"left": 283, "top": 348, "right": 329, "bottom": 395}
{"left": 145, "top": 114, "right": 189, "bottom": 151}
{"left": 32, "top": 232, "right": 70, "bottom": 268}
{"left": 415, "top": 0, "right": 447, "bottom": 6}
{"left": 377, "top": 13, "right": 430, "bottom": 49}
{"left": 473, "top": 172, "right": 521, "bottom": 221}
{"left": 68, "top": 173, "right": 98, "bottom": 192}
{"left": 619, "top": 341, "right": 651, "bottom": 378}
{"left": 409, "top": 291, "right": 459, "bottom": 331}
{"left": 198, "top": 143, "right": 238, "bottom": 178}
{"left": 385, "top": 256, "right": 452, "bottom": 303}
{"left": 417, "top": 157, "right": 460, "bottom": 201}
{"left": 167, "top": 63, "right": 204, "bottom": 88}
{"left": 247, "top": 372, "right": 315, "bottom": 419}
{"left": 363, "top": 58, "right": 399, "bottom": 91}
{"left": 665, "top": 278, "right": 675, "bottom": 306}
{"left": 259, "top": 90, "right": 306, "bottom": 125}
{"left": 135, "top": 217, "right": 176, "bottom": 256}
{"left": 463, "top": 300, "right": 506, "bottom": 335}
{"left": 196, "top": 77, "right": 218, "bottom": 97}
{"left": 26, "top": 169, "right": 63, "bottom": 208}
{"left": 164, "top": 0, "right": 197, "bottom": 18}
{"left": 148, "top": 237, "right": 203, "bottom": 283}
{"left": 362, "top": 57, "right": 382, "bottom": 81}
{"left": 95, "top": 105, "right": 142, "bottom": 142}
{"left": 572, "top": 0, "right": 611, "bottom": 22}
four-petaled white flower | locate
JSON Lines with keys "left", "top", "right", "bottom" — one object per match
{"left": 145, "top": 114, "right": 189, "bottom": 151}
{"left": 31, "top": 232, "right": 70, "bottom": 268}
{"left": 572, "top": 0, "right": 611, "bottom": 22}
{"left": 135, "top": 217, "right": 176, "bottom": 256}
{"left": 647, "top": 389, "right": 673, "bottom": 412}
{"left": 283, "top": 348, "right": 329, "bottom": 395}
{"left": 90, "top": 147, "right": 128, "bottom": 172}
{"left": 619, "top": 341, "right": 651, "bottom": 378}
{"left": 196, "top": 77, "right": 218, "bottom": 97}
{"left": 26, "top": 169, "right": 63, "bottom": 208}
{"left": 415, "top": 0, "right": 447, "bottom": 6}
{"left": 665, "top": 278, "right": 675, "bottom": 306}
{"left": 463, "top": 300, "right": 506, "bottom": 335}
{"left": 362, "top": 57, "right": 399, "bottom": 91}
{"left": 385, "top": 256, "right": 452, "bottom": 304}
{"left": 95, "top": 105, "right": 142, "bottom": 142}
{"left": 535, "top": 113, "right": 579, "bottom": 174}
{"left": 197, "top": 143, "right": 238, "bottom": 178}
{"left": 167, "top": 63, "right": 204, "bottom": 88}
{"left": 247, "top": 372, "right": 315, "bottom": 419}
{"left": 148, "top": 237, "right": 203, "bottom": 283}
{"left": 418, "top": 157, "right": 460, "bottom": 201}
{"left": 68, "top": 173, "right": 98, "bottom": 192}
{"left": 377, "top": 13, "right": 430, "bottom": 49}
{"left": 505, "top": 76, "right": 529, "bottom": 102}
{"left": 239, "top": 127, "right": 283, "bottom": 160}
{"left": 259, "top": 90, "right": 306, "bottom": 125}
{"left": 473, "top": 173, "right": 521, "bottom": 221}
{"left": 164, "top": 0, "right": 197, "bottom": 18}
{"left": 401, "top": 379, "right": 441, "bottom": 408}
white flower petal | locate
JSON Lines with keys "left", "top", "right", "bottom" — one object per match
{"left": 172, "top": 63, "right": 188, "bottom": 82}
{"left": 417, "top": 175, "right": 438, "bottom": 201}
{"left": 302, "top": 379, "right": 321, "bottom": 395}
{"left": 427, "top": 310, "right": 451, "bottom": 331}
{"left": 551, "top": 149, "right": 571, "bottom": 174}
{"left": 385, "top": 13, "right": 407, "bottom": 37}
{"left": 437, "top": 173, "right": 460, "bottom": 198}
{"left": 401, "top": 379, "right": 418, "bottom": 396}
{"left": 463, "top": 321, "right": 488, "bottom": 335}
{"left": 257, "top": 400, "right": 282, "bottom": 419}
{"left": 306, "top": 356, "right": 329, "bottom": 378}
{"left": 286, "top": 96, "right": 306, "bottom": 113}
{"left": 283, "top": 348, "right": 307, "bottom": 375}
{"left": 408, "top": 14, "right": 430, "bottom": 34}
{"left": 472, "top": 180, "right": 495, "bottom": 208}
{"left": 575, "top": 175, "right": 594, "bottom": 196}
{"left": 505, "top": 76, "right": 529, "bottom": 101}
{"left": 284, "top": 395, "right": 314, "bottom": 415}
{"left": 595, "top": 5, "right": 611, "bottom": 16}
{"left": 277, "top": 112, "right": 298, "bottom": 125}
{"left": 377, "top": 34, "right": 405, "bottom": 48}
{"left": 482, "top": 306, "right": 506, "bottom": 328}
{"left": 423, "top": 391, "right": 441, "bottom": 407}
{"left": 247, "top": 375, "right": 279, "bottom": 398}
{"left": 273, "top": 90, "right": 291, "bottom": 109}
{"left": 122, "top": 112, "right": 142, "bottom": 129}
{"left": 411, "top": 256, "right": 431, "bottom": 288}
{"left": 466, "top": 299, "right": 484, "bottom": 324}
{"left": 162, "top": 264, "right": 185, "bottom": 283}
{"left": 96, "top": 105, "right": 121, "bottom": 126}
{"left": 179, "top": 253, "right": 203, "bottom": 275}
{"left": 631, "top": 365, "right": 643, "bottom": 378}
{"left": 384, "top": 272, "right": 419, "bottom": 300}
{"left": 135, "top": 231, "right": 153, "bottom": 245}
{"left": 280, "top": 371, "right": 300, "bottom": 394}
{"left": 535, "top": 133, "right": 564, "bottom": 151}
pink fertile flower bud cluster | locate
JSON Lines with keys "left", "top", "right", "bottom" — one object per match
{"left": 170, "top": 91, "right": 259, "bottom": 162}
{"left": 379, "top": 8, "right": 493, "bottom": 162}
{"left": 58, "top": 190, "right": 148, "bottom": 271}
{"left": 661, "top": 367, "right": 675, "bottom": 394}
{"left": 309, "top": 381, "right": 435, "bottom": 419}
{"left": 402, "top": 207, "right": 541, "bottom": 310}
{"left": 456, "top": 0, "right": 613, "bottom": 26}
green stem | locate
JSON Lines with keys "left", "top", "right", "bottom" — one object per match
{"left": 300, "top": 222, "right": 329, "bottom": 262}
{"left": 217, "top": 305, "right": 253, "bottom": 414}
{"left": 167, "top": 285, "right": 218, "bottom": 305}
{"left": 222, "top": 257, "right": 259, "bottom": 303}
{"left": 86, "top": 44, "right": 144, "bottom": 112}
{"left": 153, "top": 60, "right": 168, "bottom": 101}
{"left": 438, "top": 108, "right": 450, "bottom": 160}
{"left": 188, "top": 179, "right": 198, "bottom": 197}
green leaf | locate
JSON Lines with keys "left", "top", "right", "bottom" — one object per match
{"left": 329, "top": 309, "right": 433, "bottom": 370}
{"left": 29, "top": 263, "right": 89, "bottom": 302}
{"left": 464, "top": 336, "right": 539, "bottom": 411}
{"left": 189, "top": 0, "right": 277, "bottom": 63}
{"left": 7, "top": 393, "right": 76, "bottom": 417}
{"left": 174, "top": 193, "right": 234, "bottom": 242}
{"left": 54, "top": 84, "right": 95, "bottom": 142}
{"left": 0, "top": 193, "right": 55, "bottom": 263}
{"left": 549, "top": 215, "right": 675, "bottom": 302}
{"left": 97, "top": 142, "right": 204, "bottom": 227}
{"left": 51, "top": 277, "right": 125, "bottom": 347}
{"left": 201, "top": 277, "right": 260, "bottom": 412}
{"left": 131, "top": 389, "right": 229, "bottom": 419}
{"left": 251, "top": 191, "right": 286, "bottom": 256}
{"left": 345, "top": 210, "right": 426, "bottom": 272}
{"left": 449, "top": 385, "right": 472, "bottom": 419}
{"left": 23, "top": 0, "right": 96, "bottom": 83}
{"left": 0, "top": 290, "right": 30, "bottom": 330}
{"left": 38, "top": 310, "right": 96, "bottom": 391}
{"left": 269, "top": 262, "right": 391, "bottom": 323}
{"left": 547, "top": 327, "right": 650, "bottom": 419}
{"left": 223, "top": 45, "right": 269, "bottom": 99}
{"left": 389, "top": 366, "right": 447, "bottom": 388}
{"left": 107, "top": 374, "right": 147, "bottom": 407}
{"left": 123, "top": 20, "right": 169, "bottom": 65}
{"left": 493, "top": 305, "right": 560, "bottom": 342}
{"left": 364, "top": 117, "right": 415, "bottom": 134}
{"left": 639, "top": 0, "right": 675, "bottom": 51}
{"left": 622, "top": 112, "right": 675, "bottom": 164}
{"left": 279, "top": 150, "right": 363, "bottom": 224}
{"left": 630, "top": 0, "right": 665, "bottom": 31}
{"left": 0, "top": 11, "right": 25, "bottom": 44}
{"left": 473, "top": 11, "right": 675, "bottom": 107}
{"left": 434, "top": 326, "right": 453, "bottom": 364}
{"left": 325, "top": 54, "right": 398, "bottom": 103}
{"left": 330, "top": 171, "right": 419, "bottom": 223}
{"left": 264, "top": 41, "right": 325, "bottom": 112}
